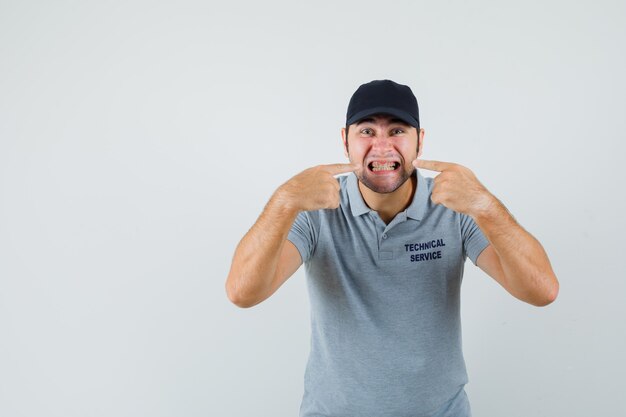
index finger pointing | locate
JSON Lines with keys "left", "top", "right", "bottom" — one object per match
{"left": 324, "top": 162, "right": 360, "bottom": 175}
{"left": 413, "top": 159, "right": 455, "bottom": 172}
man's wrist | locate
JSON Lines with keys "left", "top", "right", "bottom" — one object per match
{"left": 471, "top": 192, "right": 501, "bottom": 223}
{"left": 269, "top": 186, "right": 301, "bottom": 217}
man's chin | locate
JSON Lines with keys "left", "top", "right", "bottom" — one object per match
{"left": 357, "top": 169, "right": 413, "bottom": 194}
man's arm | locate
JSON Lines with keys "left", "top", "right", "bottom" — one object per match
{"left": 412, "top": 158, "right": 559, "bottom": 307}
{"left": 225, "top": 196, "right": 302, "bottom": 308}
{"left": 225, "top": 163, "right": 357, "bottom": 308}
{"left": 474, "top": 198, "right": 559, "bottom": 307}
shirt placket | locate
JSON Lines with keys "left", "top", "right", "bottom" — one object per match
{"left": 368, "top": 211, "right": 408, "bottom": 261}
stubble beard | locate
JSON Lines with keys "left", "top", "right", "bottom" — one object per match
{"left": 356, "top": 163, "right": 415, "bottom": 194}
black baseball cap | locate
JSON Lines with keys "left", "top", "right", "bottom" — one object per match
{"left": 346, "top": 79, "right": 420, "bottom": 129}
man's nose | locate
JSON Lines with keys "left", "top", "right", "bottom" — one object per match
{"left": 371, "top": 134, "right": 394, "bottom": 150}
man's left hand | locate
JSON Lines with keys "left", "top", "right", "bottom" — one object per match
{"left": 412, "top": 159, "right": 496, "bottom": 218}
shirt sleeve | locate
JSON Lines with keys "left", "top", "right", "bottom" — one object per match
{"left": 287, "top": 210, "right": 318, "bottom": 264}
{"left": 460, "top": 212, "right": 490, "bottom": 266}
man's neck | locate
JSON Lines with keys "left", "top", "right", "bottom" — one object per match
{"left": 358, "top": 173, "right": 417, "bottom": 225}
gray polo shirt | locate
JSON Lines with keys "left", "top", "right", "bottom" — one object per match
{"left": 287, "top": 168, "right": 490, "bottom": 417}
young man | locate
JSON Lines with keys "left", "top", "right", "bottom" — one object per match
{"left": 226, "top": 79, "right": 559, "bottom": 417}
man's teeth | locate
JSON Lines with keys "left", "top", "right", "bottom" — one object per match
{"left": 371, "top": 162, "right": 397, "bottom": 171}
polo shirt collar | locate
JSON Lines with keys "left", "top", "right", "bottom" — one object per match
{"left": 347, "top": 168, "right": 429, "bottom": 221}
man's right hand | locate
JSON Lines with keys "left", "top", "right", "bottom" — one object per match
{"left": 274, "top": 163, "right": 359, "bottom": 212}
{"left": 226, "top": 162, "right": 358, "bottom": 308}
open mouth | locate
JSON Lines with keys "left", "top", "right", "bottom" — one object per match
{"left": 367, "top": 160, "right": 401, "bottom": 172}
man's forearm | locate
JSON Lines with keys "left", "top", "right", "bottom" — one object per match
{"left": 472, "top": 195, "right": 559, "bottom": 306}
{"left": 225, "top": 192, "right": 299, "bottom": 306}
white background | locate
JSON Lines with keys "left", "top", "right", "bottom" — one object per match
{"left": 1, "top": 0, "right": 625, "bottom": 416}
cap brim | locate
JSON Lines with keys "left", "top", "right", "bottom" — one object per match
{"left": 346, "top": 106, "right": 419, "bottom": 128}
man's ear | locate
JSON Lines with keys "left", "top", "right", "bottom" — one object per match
{"left": 341, "top": 127, "right": 349, "bottom": 158}
{"left": 417, "top": 128, "right": 425, "bottom": 158}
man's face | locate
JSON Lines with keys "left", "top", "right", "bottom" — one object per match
{"left": 342, "top": 114, "right": 422, "bottom": 194}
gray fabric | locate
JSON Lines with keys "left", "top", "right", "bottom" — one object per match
{"left": 287, "top": 168, "right": 489, "bottom": 417}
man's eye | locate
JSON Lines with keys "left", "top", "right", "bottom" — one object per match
{"left": 361, "top": 128, "right": 372, "bottom": 135}
{"left": 393, "top": 128, "right": 404, "bottom": 134}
